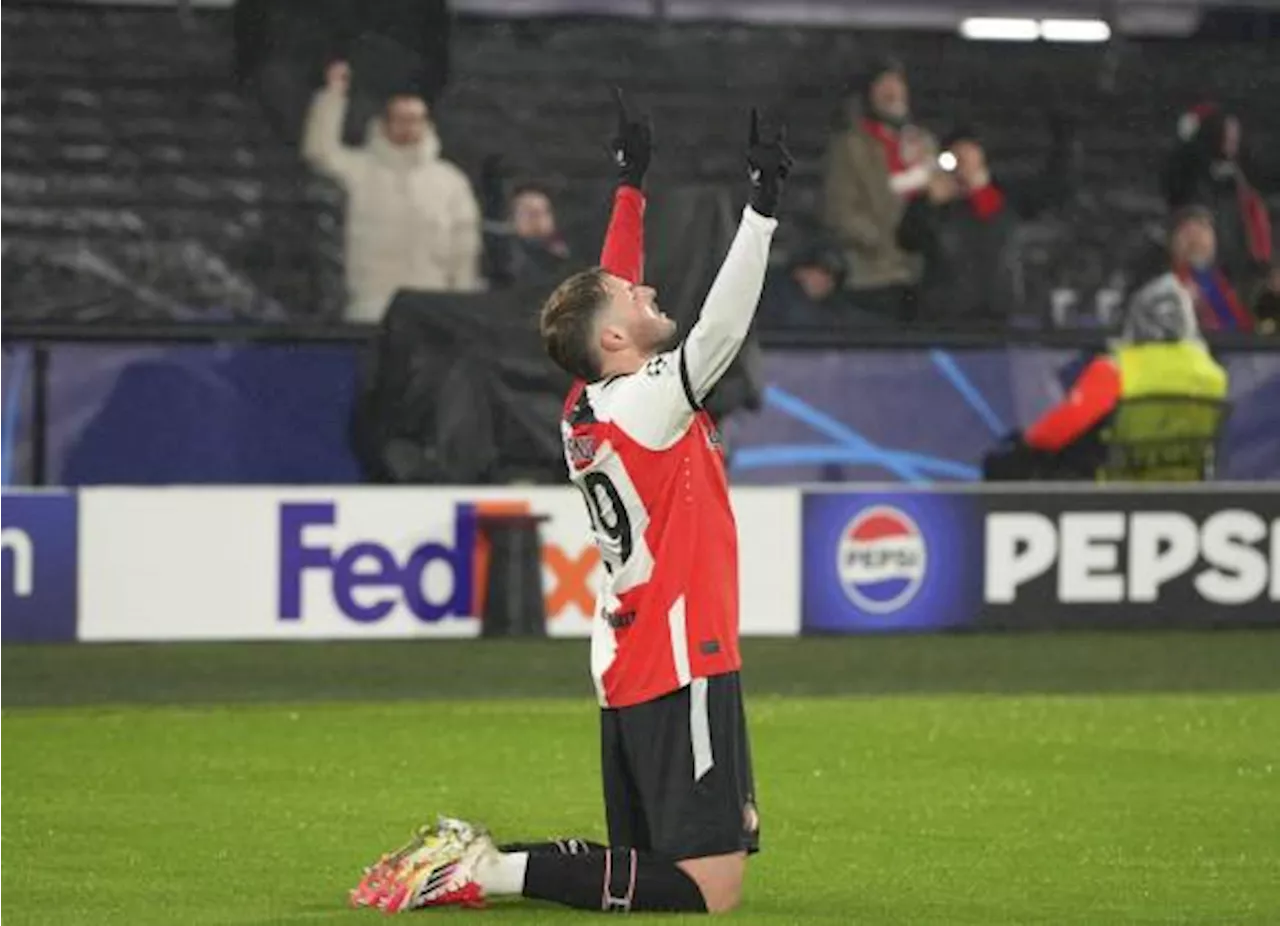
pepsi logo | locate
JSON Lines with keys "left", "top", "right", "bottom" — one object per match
{"left": 836, "top": 505, "right": 927, "bottom": 614}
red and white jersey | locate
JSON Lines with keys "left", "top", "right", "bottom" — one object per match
{"left": 562, "top": 206, "right": 777, "bottom": 707}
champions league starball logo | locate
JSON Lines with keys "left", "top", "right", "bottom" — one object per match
{"left": 836, "top": 505, "right": 928, "bottom": 614}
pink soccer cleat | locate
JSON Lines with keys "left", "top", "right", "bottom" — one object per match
{"left": 350, "top": 817, "right": 476, "bottom": 910}
{"left": 378, "top": 824, "right": 495, "bottom": 913}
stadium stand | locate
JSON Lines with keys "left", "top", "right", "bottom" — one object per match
{"left": 3, "top": 2, "right": 1276, "bottom": 324}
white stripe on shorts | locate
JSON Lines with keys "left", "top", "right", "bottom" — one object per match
{"left": 689, "top": 676, "right": 714, "bottom": 781}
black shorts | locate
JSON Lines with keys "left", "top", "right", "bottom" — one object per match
{"left": 600, "top": 671, "right": 759, "bottom": 860}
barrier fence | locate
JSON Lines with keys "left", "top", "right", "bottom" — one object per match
{"left": 2, "top": 322, "right": 370, "bottom": 487}
{"left": 4, "top": 321, "right": 1279, "bottom": 486}
{"left": 4, "top": 484, "right": 1276, "bottom": 643}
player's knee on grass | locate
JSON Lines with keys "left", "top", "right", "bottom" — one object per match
{"left": 678, "top": 852, "right": 746, "bottom": 914}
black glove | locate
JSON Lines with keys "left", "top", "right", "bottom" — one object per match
{"left": 610, "top": 87, "right": 652, "bottom": 189}
{"left": 746, "top": 109, "right": 793, "bottom": 218}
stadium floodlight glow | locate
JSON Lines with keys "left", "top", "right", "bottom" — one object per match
{"left": 959, "top": 18, "right": 1040, "bottom": 41}
{"left": 1040, "top": 19, "right": 1112, "bottom": 42}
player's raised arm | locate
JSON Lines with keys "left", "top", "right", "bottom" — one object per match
{"left": 679, "top": 110, "right": 792, "bottom": 402}
{"left": 599, "top": 87, "right": 650, "bottom": 283}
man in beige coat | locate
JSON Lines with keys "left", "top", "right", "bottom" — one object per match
{"left": 303, "top": 62, "right": 482, "bottom": 322}
{"left": 822, "top": 58, "right": 936, "bottom": 321}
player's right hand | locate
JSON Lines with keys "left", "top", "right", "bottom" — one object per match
{"left": 326, "top": 61, "right": 351, "bottom": 93}
{"left": 610, "top": 87, "right": 652, "bottom": 189}
{"left": 746, "top": 108, "right": 793, "bottom": 218}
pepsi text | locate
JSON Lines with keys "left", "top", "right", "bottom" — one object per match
{"left": 985, "top": 510, "right": 1280, "bottom": 605}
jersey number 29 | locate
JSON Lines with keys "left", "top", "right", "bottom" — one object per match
{"left": 579, "top": 472, "right": 633, "bottom": 570}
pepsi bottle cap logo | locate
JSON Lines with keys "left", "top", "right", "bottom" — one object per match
{"left": 836, "top": 505, "right": 928, "bottom": 614}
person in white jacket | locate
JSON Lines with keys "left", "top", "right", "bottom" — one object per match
{"left": 303, "top": 61, "right": 482, "bottom": 322}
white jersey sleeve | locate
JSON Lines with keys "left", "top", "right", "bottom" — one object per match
{"left": 605, "top": 205, "right": 777, "bottom": 449}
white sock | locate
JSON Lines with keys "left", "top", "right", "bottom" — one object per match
{"left": 475, "top": 850, "right": 528, "bottom": 897}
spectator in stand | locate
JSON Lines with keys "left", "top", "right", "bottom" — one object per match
{"left": 759, "top": 238, "right": 881, "bottom": 331}
{"left": 303, "top": 61, "right": 481, "bottom": 322}
{"left": 1167, "top": 206, "right": 1255, "bottom": 332}
{"left": 1163, "top": 103, "right": 1272, "bottom": 297}
{"left": 1128, "top": 207, "right": 1256, "bottom": 332}
{"left": 822, "top": 57, "right": 936, "bottom": 321}
{"left": 897, "top": 122, "right": 1077, "bottom": 327}
{"left": 481, "top": 160, "right": 573, "bottom": 289}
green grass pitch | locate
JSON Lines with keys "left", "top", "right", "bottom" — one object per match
{"left": 4, "top": 634, "right": 1280, "bottom": 925}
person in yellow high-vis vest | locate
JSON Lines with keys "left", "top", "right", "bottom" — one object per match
{"left": 985, "top": 274, "right": 1227, "bottom": 480}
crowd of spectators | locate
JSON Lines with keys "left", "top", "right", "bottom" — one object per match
{"left": 303, "top": 56, "right": 1275, "bottom": 334}
{"left": 809, "top": 57, "right": 1273, "bottom": 334}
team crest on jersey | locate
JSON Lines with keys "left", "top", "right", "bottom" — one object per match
{"left": 566, "top": 433, "right": 597, "bottom": 466}
{"left": 644, "top": 355, "right": 669, "bottom": 377}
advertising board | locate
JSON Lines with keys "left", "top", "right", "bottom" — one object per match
{"left": 1, "top": 491, "right": 79, "bottom": 642}
{"left": 803, "top": 487, "right": 1280, "bottom": 632}
{"left": 78, "top": 487, "right": 800, "bottom": 641}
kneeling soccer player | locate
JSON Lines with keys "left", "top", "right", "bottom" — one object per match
{"left": 350, "top": 89, "right": 790, "bottom": 915}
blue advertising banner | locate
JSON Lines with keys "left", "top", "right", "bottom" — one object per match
{"left": 731, "top": 348, "right": 1280, "bottom": 484}
{"left": 2, "top": 491, "right": 79, "bottom": 642}
{"left": 11, "top": 343, "right": 362, "bottom": 486}
{"left": 803, "top": 487, "right": 1280, "bottom": 634}
{"left": 802, "top": 490, "right": 985, "bottom": 633}
{"left": 6, "top": 342, "right": 1278, "bottom": 486}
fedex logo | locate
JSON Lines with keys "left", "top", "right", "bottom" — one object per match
{"left": 0, "top": 525, "right": 34, "bottom": 596}
{"left": 278, "top": 500, "right": 601, "bottom": 624}
{"left": 279, "top": 502, "right": 477, "bottom": 622}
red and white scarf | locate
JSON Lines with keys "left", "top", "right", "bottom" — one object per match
{"left": 861, "top": 117, "right": 932, "bottom": 198}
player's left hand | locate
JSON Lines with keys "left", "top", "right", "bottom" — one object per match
{"left": 746, "top": 109, "right": 793, "bottom": 218}
{"left": 610, "top": 87, "right": 653, "bottom": 189}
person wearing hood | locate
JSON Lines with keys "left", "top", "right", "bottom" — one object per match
{"left": 821, "top": 57, "right": 937, "bottom": 321}
{"left": 984, "top": 274, "right": 1228, "bottom": 480}
{"left": 1163, "top": 103, "right": 1272, "bottom": 298}
{"left": 303, "top": 61, "right": 482, "bottom": 322}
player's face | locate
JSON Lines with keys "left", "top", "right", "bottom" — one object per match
{"left": 601, "top": 272, "right": 676, "bottom": 355}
